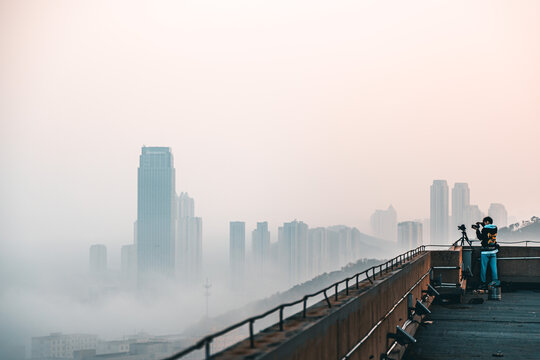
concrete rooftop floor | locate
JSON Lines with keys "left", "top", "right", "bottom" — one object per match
{"left": 404, "top": 289, "right": 540, "bottom": 360}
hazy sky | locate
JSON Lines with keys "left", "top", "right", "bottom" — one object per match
{"left": 1, "top": 0, "right": 539, "bottom": 267}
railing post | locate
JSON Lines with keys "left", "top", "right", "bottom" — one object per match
{"left": 323, "top": 290, "right": 332, "bottom": 308}
{"left": 346, "top": 279, "right": 349, "bottom": 295}
{"left": 279, "top": 306, "right": 284, "bottom": 331}
{"left": 335, "top": 284, "right": 339, "bottom": 301}
{"left": 303, "top": 296, "right": 308, "bottom": 318}
{"left": 356, "top": 274, "right": 359, "bottom": 289}
{"left": 249, "top": 320, "right": 255, "bottom": 348}
{"left": 205, "top": 340, "right": 211, "bottom": 360}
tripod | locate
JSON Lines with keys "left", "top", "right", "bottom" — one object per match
{"left": 453, "top": 227, "right": 473, "bottom": 247}
{"left": 452, "top": 226, "right": 474, "bottom": 280}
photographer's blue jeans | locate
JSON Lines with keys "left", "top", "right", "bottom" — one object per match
{"left": 480, "top": 252, "right": 498, "bottom": 284}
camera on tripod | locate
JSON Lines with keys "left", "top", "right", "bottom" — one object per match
{"left": 454, "top": 224, "right": 472, "bottom": 247}
{"left": 471, "top": 222, "right": 483, "bottom": 230}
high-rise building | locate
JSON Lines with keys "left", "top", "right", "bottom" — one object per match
{"left": 136, "top": 146, "right": 176, "bottom": 282}
{"left": 370, "top": 205, "right": 397, "bottom": 242}
{"left": 467, "top": 205, "right": 485, "bottom": 227}
{"left": 176, "top": 193, "right": 202, "bottom": 285}
{"left": 308, "top": 227, "right": 327, "bottom": 277}
{"left": 121, "top": 244, "right": 136, "bottom": 284}
{"left": 398, "top": 221, "right": 423, "bottom": 250}
{"left": 178, "top": 192, "right": 194, "bottom": 218}
{"left": 328, "top": 225, "right": 354, "bottom": 265}
{"left": 452, "top": 183, "right": 470, "bottom": 229}
{"left": 279, "top": 220, "right": 309, "bottom": 285}
{"left": 89, "top": 244, "right": 107, "bottom": 275}
{"left": 419, "top": 218, "right": 430, "bottom": 245}
{"left": 252, "top": 222, "right": 270, "bottom": 266}
{"left": 488, "top": 203, "right": 508, "bottom": 227}
{"left": 230, "top": 221, "right": 246, "bottom": 284}
{"left": 430, "top": 180, "right": 449, "bottom": 244}
{"left": 325, "top": 228, "right": 341, "bottom": 271}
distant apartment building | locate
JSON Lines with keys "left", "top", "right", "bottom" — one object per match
{"left": 452, "top": 182, "right": 470, "bottom": 229}
{"left": 32, "top": 333, "right": 98, "bottom": 359}
{"left": 177, "top": 192, "right": 194, "bottom": 218}
{"left": 251, "top": 222, "right": 270, "bottom": 266}
{"left": 370, "top": 205, "right": 397, "bottom": 242}
{"left": 398, "top": 221, "right": 423, "bottom": 250}
{"left": 325, "top": 228, "right": 341, "bottom": 271}
{"left": 136, "top": 147, "right": 176, "bottom": 283}
{"left": 229, "top": 221, "right": 246, "bottom": 284}
{"left": 466, "top": 205, "right": 485, "bottom": 228}
{"left": 488, "top": 203, "right": 508, "bottom": 227}
{"left": 430, "top": 180, "right": 449, "bottom": 244}
{"left": 176, "top": 192, "right": 203, "bottom": 285}
{"left": 89, "top": 244, "right": 107, "bottom": 275}
{"left": 279, "top": 220, "right": 309, "bottom": 285}
{"left": 419, "top": 218, "right": 430, "bottom": 245}
{"left": 327, "top": 225, "right": 354, "bottom": 265}
{"left": 121, "top": 244, "right": 136, "bottom": 285}
{"left": 308, "top": 227, "right": 327, "bottom": 277}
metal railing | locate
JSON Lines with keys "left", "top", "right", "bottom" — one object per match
{"left": 498, "top": 240, "right": 540, "bottom": 247}
{"left": 423, "top": 240, "right": 540, "bottom": 249}
{"left": 162, "top": 245, "right": 426, "bottom": 360}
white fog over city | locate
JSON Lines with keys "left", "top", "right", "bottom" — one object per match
{"left": 1, "top": 1, "right": 539, "bottom": 360}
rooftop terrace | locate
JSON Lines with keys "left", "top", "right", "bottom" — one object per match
{"left": 165, "top": 243, "right": 540, "bottom": 360}
{"left": 404, "top": 289, "right": 540, "bottom": 360}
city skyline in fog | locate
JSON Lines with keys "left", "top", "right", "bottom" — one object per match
{"left": 2, "top": 1, "right": 540, "bottom": 266}
{"left": 1, "top": 1, "right": 539, "bottom": 358}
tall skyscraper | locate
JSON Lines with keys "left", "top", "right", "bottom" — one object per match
{"left": 136, "top": 146, "right": 176, "bottom": 282}
{"left": 452, "top": 182, "right": 470, "bottom": 229}
{"left": 176, "top": 192, "right": 202, "bottom": 285}
{"left": 488, "top": 203, "right": 508, "bottom": 227}
{"left": 89, "top": 244, "right": 107, "bottom": 275}
{"left": 430, "top": 180, "right": 449, "bottom": 244}
{"left": 252, "top": 222, "right": 270, "bottom": 266}
{"left": 397, "top": 221, "right": 423, "bottom": 250}
{"left": 370, "top": 205, "right": 397, "bottom": 242}
{"left": 230, "top": 221, "right": 246, "bottom": 284}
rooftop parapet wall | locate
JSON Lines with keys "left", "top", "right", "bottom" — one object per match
{"left": 469, "top": 246, "right": 540, "bottom": 285}
{"left": 430, "top": 248, "right": 462, "bottom": 286}
{"left": 212, "top": 251, "right": 431, "bottom": 360}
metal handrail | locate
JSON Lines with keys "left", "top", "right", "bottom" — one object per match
{"left": 498, "top": 240, "right": 540, "bottom": 246}
{"left": 162, "top": 246, "right": 426, "bottom": 360}
{"left": 425, "top": 240, "right": 540, "bottom": 249}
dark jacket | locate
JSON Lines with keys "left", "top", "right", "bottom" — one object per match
{"left": 476, "top": 224, "right": 498, "bottom": 250}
